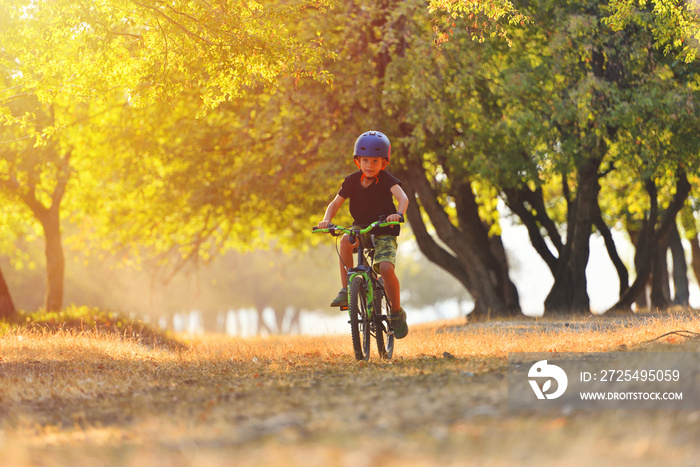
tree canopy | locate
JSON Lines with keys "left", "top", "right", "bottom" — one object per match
{"left": 1, "top": 0, "right": 334, "bottom": 110}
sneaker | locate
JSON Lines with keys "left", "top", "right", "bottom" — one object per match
{"left": 330, "top": 288, "right": 348, "bottom": 307}
{"left": 390, "top": 309, "right": 408, "bottom": 339}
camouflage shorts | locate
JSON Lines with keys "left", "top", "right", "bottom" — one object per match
{"left": 370, "top": 235, "right": 398, "bottom": 274}
{"left": 350, "top": 229, "right": 398, "bottom": 274}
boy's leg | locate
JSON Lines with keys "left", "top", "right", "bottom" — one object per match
{"left": 374, "top": 236, "right": 408, "bottom": 338}
{"left": 378, "top": 261, "right": 408, "bottom": 339}
{"left": 378, "top": 261, "right": 401, "bottom": 313}
{"left": 330, "top": 234, "right": 355, "bottom": 307}
{"left": 338, "top": 234, "right": 355, "bottom": 288}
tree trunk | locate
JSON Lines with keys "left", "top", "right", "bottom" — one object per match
{"left": 287, "top": 309, "right": 301, "bottom": 334}
{"left": 489, "top": 235, "right": 522, "bottom": 312}
{"left": 650, "top": 232, "right": 671, "bottom": 309}
{"left": 668, "top": 223, "right": 689, "bottom": 305}
{"left": 607, "top": 174, "right": 691, "bottom": 313}
{"left": 626, "top": 225, "right": 649, "bottom": 309}
{"left": 456, "top": 178, "right": 521, "bottom": 312}
{"left": 255, "top": 306, "right": 272, "bottom": 335}
{"left": 504, "top": 155, "right": 609, "bottom": 315}
{"left": 5, "top": 143, "right": 69, "bottom": 312}
{"left": 0, "top": 266, "right": 17, "bottom": 320}
{"left": 400, "top": 159, "right": 521, "bottom": 317}
{"left": 619, "top": 216, "right": 656, "bottom": 312}
{"left": 40, "top": 209, "right": 65, "bottom": 312}
{"left": 544, "top": 158, "right": 602, "bottom": 314}
{"left": 19, "top": 194, "right": 66, "bottom": 312}
{"left": 594, "top": 204, "right": 629, "bottom": 297}
{"left": 503, "top": 184, "right": 562, "bottom": 275}
{"left": 403, "top": 185, "right": 474, "bottom": 292}
{"left": 274, "top": 308, "right": 285, "bottom": 333}
{"left": 690, "top": 236, "right": 700, "bottom": 292}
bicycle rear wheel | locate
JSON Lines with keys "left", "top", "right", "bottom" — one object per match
{"left": 349, "top": 275, "right": 370, "bottom": 361}
{"left": 373, "top": 278, "right": 394, "bottom": 359}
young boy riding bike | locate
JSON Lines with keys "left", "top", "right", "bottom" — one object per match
{"left": 317, "top": 131, "right": 410, "bottom": 339}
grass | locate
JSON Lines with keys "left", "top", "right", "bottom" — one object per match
{"left": 2, "top": 305, "right": 186, "bottom": 350}
{"left": 1, "top": 308, "right": 700, "bottom": 466}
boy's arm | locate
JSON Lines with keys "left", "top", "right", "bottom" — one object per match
{"left": 318, "top": 194, "right": 346, "bottom": 229}
{"left": 387, "top": 184, "right": 409, "bottom": 223}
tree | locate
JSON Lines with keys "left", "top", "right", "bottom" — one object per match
{"left": 599, "top": 10, "right": 700, "bottom": 311}
{"left": 0, "top": 92, "right": 70, "bottom": 312}
{"left": 242, "top": 0, "right": 525, "bottom": 316}
{"left": 1, "top": 0, "right": 335, "bottom": 312}
{"left": 600, "top": 0, "right": 700, "bottom": 311}
{"left": 479, "top": 0, "right": 629, "bottom": 313}
{"left": 456, "top": 0, "right": 700, "bottom": 314}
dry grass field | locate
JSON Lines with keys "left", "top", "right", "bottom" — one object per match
{"left": 2, "top": 310, "right": 700, "bottom": 466}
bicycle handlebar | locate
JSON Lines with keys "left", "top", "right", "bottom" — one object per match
{"left": 312, "top": 215, "right": 404, "bottom": 235}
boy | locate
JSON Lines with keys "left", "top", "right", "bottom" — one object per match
{"left": 317, "top": 131, "right": 410, "bottom": 339}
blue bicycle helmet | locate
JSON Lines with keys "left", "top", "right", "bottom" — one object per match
{"left": 353, "top": 131, "right": 391, "bottom": 161}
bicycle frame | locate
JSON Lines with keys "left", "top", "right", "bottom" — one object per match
{"left": 346, "top": 229, "right": 379, "bottom": 317}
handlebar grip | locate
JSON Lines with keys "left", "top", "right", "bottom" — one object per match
{"left": 377, "top": 215, "right": 404, "bottom": 224}
{"left": 313, "top": 224, "right": 337, "bottom": 233}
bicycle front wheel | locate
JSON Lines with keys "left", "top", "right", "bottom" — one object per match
{"left": 349, "top": 275, "right": 370, "bottom": 361}
{"left": 373, "top": 278, "right": 394, "bottom": 359}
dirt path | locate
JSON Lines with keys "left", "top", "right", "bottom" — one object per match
{"left": 2, "top": 317, "right": 700, "bottom": 466}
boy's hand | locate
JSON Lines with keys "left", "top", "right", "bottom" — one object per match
{"left": 318, "top": 220, "right": 333, "bottom": 230}
{"left": 386, "top": 213, "right": 404, "bottom": 224}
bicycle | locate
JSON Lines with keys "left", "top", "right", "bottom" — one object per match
{"left": 312, "top": 216, "right": 403, "bottom": 361}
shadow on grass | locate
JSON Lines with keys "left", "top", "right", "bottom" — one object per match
{"left": 0, "top": 305, "right": 188, "bottom": 351}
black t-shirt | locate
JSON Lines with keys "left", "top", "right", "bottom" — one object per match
{"left": 338, "top": 170, "right": 402, "bottom": 236}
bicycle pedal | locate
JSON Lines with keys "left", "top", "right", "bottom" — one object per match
{"left": 340, "top": 306, "right": 348, "bottom": 311}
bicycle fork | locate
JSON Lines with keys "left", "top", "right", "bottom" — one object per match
{"left": 346, "top": 266, "right": 374, "bottom": 319}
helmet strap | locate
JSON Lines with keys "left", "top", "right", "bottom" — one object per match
{"left": 361, "top": 174, "right": 379, "bottom": 185}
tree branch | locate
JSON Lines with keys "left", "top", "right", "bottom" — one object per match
{"left": 131, "top": 1, "right": 214, "bottom": 46}
{"left": 502, "top": 187, "right": 559, "bottom": 273}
